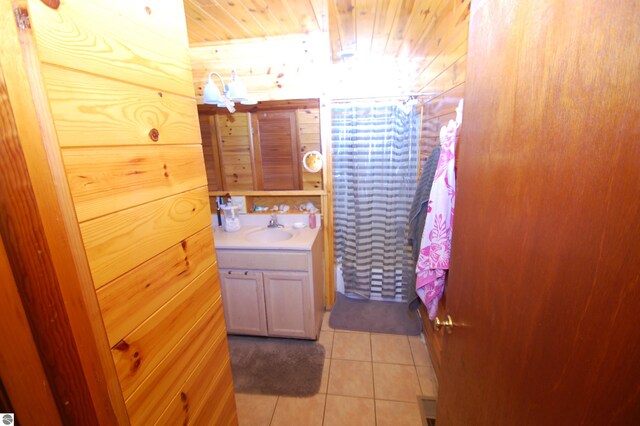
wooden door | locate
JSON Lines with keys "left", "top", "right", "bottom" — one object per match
{"left": 252, "top": 111, "right": 301, "bottom": 190}
{"left": 220, "top": 270, "right": 268, "bottom": 336}
{"left": 263, "top": 271, "right": 313, "bottom": 339}
{"left": 437, "top": 1, "right": 640, "bottom": 424}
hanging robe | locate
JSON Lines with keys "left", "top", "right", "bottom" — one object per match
{"left": 415, "top": 119, "right": 458, "bottom": 319}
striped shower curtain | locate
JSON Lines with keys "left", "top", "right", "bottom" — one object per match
{"left": 332, "top": 100, "right": 420, "bottom": 301}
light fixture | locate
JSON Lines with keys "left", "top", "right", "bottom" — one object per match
{"left": 203, "top": 70, "right": 257, "bottom": 113}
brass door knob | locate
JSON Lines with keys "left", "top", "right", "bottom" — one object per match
{"left": 433, "top": 314, "right": 454, "bottom": 334}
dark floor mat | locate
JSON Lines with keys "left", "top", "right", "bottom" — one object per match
{"left": 228, "top": 335, "right": 325, "bottom": 396}
{"left": 328, "top": 292, "right": 422, "bottom": 335}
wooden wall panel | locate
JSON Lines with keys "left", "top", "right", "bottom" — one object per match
{"left": 29, "top": 0, "right": 194, "bottom": 97}
{"left": 417, "top": 0, "right": 470, "bottom": 162}
{"left": 189, "top": 33, "right": 329, "bottom": 102}
{"left": 112, "top": 266, "right": 219, "bottom": 400}
{"left": 96, "top": 227, "right": 216, "bottom": 346}
{"left": 1, "top": 2, "right": 128, "bottom": 421}
{"left": 297, "top": 108, "right": 323, "bottom": 190}
{"left": 42, "top": 65, "right": 200, "bottom": 148}
{"left": 6, "top": 0, "right": 236, "bottom": 423}
{"left": 63, "top": 145, "right": 207, "bottom": 222}
{"left": 80, "top": 187, "right": 211, "bottom": 288}
{"left": 153, "top": 312, "right": 236, "bottom": 425}
{"left": 126, "top": 282, "right": 226, "bottom": 424}
{"left": 419, "top": 84, "right": 466, "bottom": 164}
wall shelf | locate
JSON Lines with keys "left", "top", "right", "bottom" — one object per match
{"left": 209, "top": 190, "right": 326, "bottom": 197}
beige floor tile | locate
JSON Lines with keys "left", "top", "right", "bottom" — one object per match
{"left": 371, "top": 334, "right": 414, "bottom": 365}
{"left": 332, "top": 332, "right": 371, "bottom": 361}
{"left": 322, "top": 311, "right": 333, "bottom": 331}
{"left": 270, "top": 394, "right": 326, "bottom": 426}
{"left": 235, "top": 393, "right": 278, "bottom": 426}
{"left": 318, "top": 329, "right": 334, "bottom": 359}
{"left": 327, "top": 359, "right": 374, "bottom": 398}
{"left": 416, "top": 366, "right": 438, "bottom": 397}
{"left": 408, "top": 335, "right": 432, "bottom": 367}
{"left": 372, "top": 363, "right": 422, "bottom": 402}
{"left": 319, "top": 358, "right": 330, "bottom": 393}
{"left": 323, "top": 395, "right": 375, "bottom": 426}
{"left": 375, "top": 400, "right": 422, "bottom": 426}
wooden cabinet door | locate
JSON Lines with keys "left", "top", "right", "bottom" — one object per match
{"left": 219, "top": 270, "right": 267, "bottom": 336}
{"left": 252, "top": 111, "right": 301, "bottom": 190}
{"left": 263, "top": 271, "right": 313, "bottom": 339}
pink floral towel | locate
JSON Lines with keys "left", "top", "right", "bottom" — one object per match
{"left": 416, "top": 119, "right": 458, "bottom": 320}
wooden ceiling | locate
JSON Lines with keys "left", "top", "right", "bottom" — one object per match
{"left": 184, "top": 0, "right": 327, "bottom": 45}
{"left": 185, "top": 0, "right": 470, "bottom": 100}
{"left": 184, "top": 0, "right": 469, "bottom": 61}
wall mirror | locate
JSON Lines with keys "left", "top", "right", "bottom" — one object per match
{"left": 303, "top": 151, "right": 323, "bottom": 173}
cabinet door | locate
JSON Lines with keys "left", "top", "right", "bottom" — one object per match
{"left": 263, "top": 271, "right": 314, "bottom": 339}
{"left": 252, "top": 111, "right": 301, "bottom": 190}
{"left": 219, "top": 270, "right": 267, "bottom": 336}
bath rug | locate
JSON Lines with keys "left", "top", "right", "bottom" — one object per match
{"left": 329, "top": 292, "right": 422, "bottom": 335}
{"left": 228, "top": 335, "right": 325, "bottom": 396}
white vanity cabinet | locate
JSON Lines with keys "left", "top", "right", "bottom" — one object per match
{"left": 216, "top": 235, "right": 324, "bottom": 340}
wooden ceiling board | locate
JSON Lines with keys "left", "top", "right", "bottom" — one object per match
{"left": 281, "top": 0, "right": 323, "bottom": 34}
{"left": 334, "top": 0, "right": 357, "bottom": 54}
{"left": 309, "top": 0, "right": 329, "bottom": 32}
{"left": 327, "top": 0, "right": 344, "bottom": 58}
{"left": 185, "top": 1, "right": 255, "bottom": 42}
{"left": 354, "top": 0, "right": 377, "bottom": 56}
{"left": 185, "top": 1, "right": 471, "bottom": 97}
{"left": 405, "top": 0, "right": 450, "bottom": 58}
{"left": 394, "top": 0, "right": 446, "bottom": 57}
{"left": 185, "top": 0, "right": 323, "bottom": 45}
{"left": 383, "top": 0, "right": 419, "bottom": 56}
{"left": 216, "top": 0, "right": 287, "bottom": 37}
{"left": 183, "top": 1, "right": 230, "bottom": 43}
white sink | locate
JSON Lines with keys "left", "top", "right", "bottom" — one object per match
{"left": 244, "top": 228, "right": 293, "bottom": 243}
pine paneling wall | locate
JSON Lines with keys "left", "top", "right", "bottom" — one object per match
{"left": 26, "top": 0, "right": 236, "bottom": 424}
{"left": 418, "top": 0, "right": 470, "bottom": 162}
{"left": 298, "top": 108, "right": 323, "bottom": 190}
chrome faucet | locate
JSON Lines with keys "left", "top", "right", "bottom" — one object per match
{"left": 267, "top": 213, "right": 284, "bottom": 228}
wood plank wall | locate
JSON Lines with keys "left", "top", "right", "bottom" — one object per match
{"left": 417, "top": 0, "right": 470, "bottom": 163}
{"left": 190, "top": 33, "right": 330, "bottom": 102}
{"left": 298, "top": 108, "right": 323, "bottom": 190}
{"left": 25, "top": 0, "right": 236, "bottom": 424}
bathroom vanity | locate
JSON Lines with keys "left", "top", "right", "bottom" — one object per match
{"left": 212, "top": 216, "right": 324, "bottom": 340}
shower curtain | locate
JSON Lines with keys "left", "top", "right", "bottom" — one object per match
{"left": 332, "top": 100, "right": 420, "bottom": 301}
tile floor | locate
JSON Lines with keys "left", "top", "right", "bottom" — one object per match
{"left": 234, "top": 311, "right": 438, "bottom": 425}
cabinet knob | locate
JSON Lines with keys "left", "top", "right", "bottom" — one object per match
{"left": 244, "top": 271, "right": 248, "bottom": 275}
{"left": 148, "top": 128, "right": 159, "bottom": 141}
{"left": 228, "top": 271, "right": 231, "bottom": 274}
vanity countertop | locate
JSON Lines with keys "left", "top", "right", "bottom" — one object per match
{"left": 211, "top": 214, "right": 321, "bottom": 251}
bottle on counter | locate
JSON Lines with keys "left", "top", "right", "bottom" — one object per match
{"left": 308, "top": 210, "right": 317, "bottom": 229}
